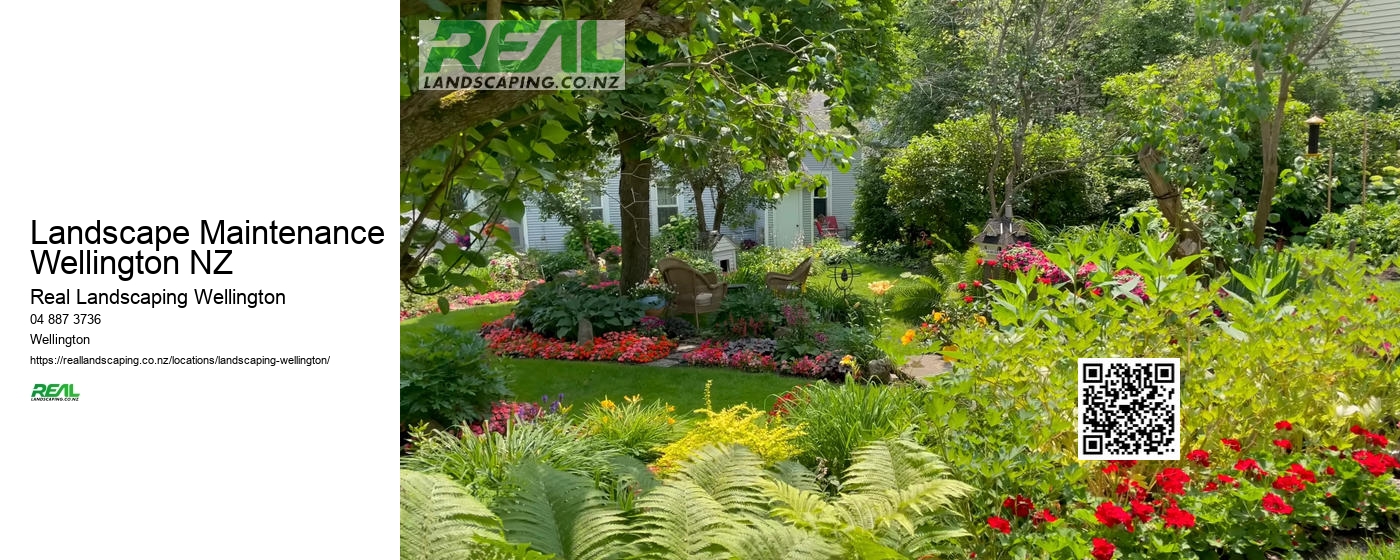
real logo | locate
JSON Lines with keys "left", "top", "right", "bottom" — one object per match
{"left": 32, "top": 383, "right": 80, "bottom": 401}
{"left": 418, "top": 20, "right": 625, "bottom": 90}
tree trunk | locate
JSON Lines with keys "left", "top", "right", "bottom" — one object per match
{"left": 711, "top": 187, "right": 728, "bottom": 239}
{"left": 691, "top": 183, "right": 709, "bottom": 246}
{"left": 1252, "top": 102, "right": 1287, "bottom": 247}
{"left": 1138, "top": 147, "right": 1206, "bottom": 259}
{"left": 618, "top": 123, "right": 655, "bottom": 293}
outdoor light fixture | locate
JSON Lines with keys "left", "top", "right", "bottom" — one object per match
{"left": 1306, "top": 115, "right": 1325, "bottom": 157}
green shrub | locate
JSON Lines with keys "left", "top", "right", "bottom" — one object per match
{"left": 717, "top": 287, "right": 784, "bottom": 338}
{"left": 400, "top": 325, "right": 512, "bottom": 426}
{"left": 402, "top": 418, "right": 623, "bottom": 506}
{"left": 851, "top": 151, "right": 907, "bottom": 244}
{"left": 563, "top": 220, "right": 620, "bottom": 256}
{"left": 577, "top": 395, "right": 686, "bottom": 462}
{"left": 536, "top": 250, "right": 589, "bottom": 280}
{"left": 812, "top": 236, "right": 854, "bottom": 265}
{"left": 655, "top": 213, "right": 701, "bottom": 253}
{"left": 1304, "top": 201, "right": 1400, "bottom": 258}
{"left": 804, "top": 286, "right": 877, "bottom": 328}
{"left": 779, "top": 381, "right": 921, "bottom": 481}
{"left": 512, "top": 280, "right": 644, "bottom": 340}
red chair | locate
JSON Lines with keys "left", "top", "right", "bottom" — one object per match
{"left": 815, "top": 216, "right": 842, "bottom": 238}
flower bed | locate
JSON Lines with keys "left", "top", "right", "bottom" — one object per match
{"left": 399, "top": 289, "right": 527, "bottom": 321}
{"left": 481, "top": 317, "right": 677, "bottom": 363}
{"left": 679, "top": 338, "right": 852, "bottom": 379}
{"left": 970, "top": 420, "right": 1400, "bottom": 559}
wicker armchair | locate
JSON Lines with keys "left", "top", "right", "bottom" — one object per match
{"left": 765, "top": 257, "right": 813, "bottom": 295}
{"left": 657, "top": 257, "right": 727, "bottom": 326}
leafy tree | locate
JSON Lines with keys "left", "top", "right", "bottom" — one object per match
{"left": 850, "top": 151, "right": 906, "bottom": 244}
{"left": 654, "top": 142, "right": 779, "bottom": 245}
{"left": 529, "top": 162, "right": 612, "bottom": 264}
{"left": 1194, "top": 0, "right": 1357, "bottom": 247}
{"left": 884, "top": 115, "right": 1101, "bottom": 250}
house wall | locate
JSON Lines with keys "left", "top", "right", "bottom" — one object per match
{"left": 1338, "top": 0, "right": 1400, "bottom": 82}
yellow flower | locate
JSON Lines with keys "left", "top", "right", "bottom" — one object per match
{"left": 840, "top": 354, "right": 856, "bottom": 367}
{"left": 624, "top": 394, "right": 642, "bottom": 405}
{"left": 975, "top": 315, "right": 988, "bottom": 326}
{"left": 867, "top": 280, "right": 895, "bottom": 296}
{"left": 666, "top": 404, "right": 675, "bottom": 413}
{"left": 901, "top": 329, "right": 916, "bottom": 345}
{"left": 600, "top": 398, "right": 616, "bottom": 410}
{"left": 666, "top": 417, "right": 676, "bottom": 425}
{"left": 932, "top": 311, "right": 946, "bottom": 323}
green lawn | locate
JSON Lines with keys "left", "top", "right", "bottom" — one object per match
{"left": 401, "top": 302, "right": 805, "bottom": 412}
{"left": 506, "top": 359, "right": 806, "bottom": 413}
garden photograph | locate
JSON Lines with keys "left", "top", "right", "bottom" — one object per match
{"left": 398, "top": 0, "right": 1400, "bottom": 558}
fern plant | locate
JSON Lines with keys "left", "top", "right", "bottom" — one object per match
{"left": 400, "top": 470, "right": 520, "bottom": 560}
{"left": 892, "top": 247, "right": 982, "bottom": 322}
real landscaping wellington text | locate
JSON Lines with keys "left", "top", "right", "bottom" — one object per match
{"left": 28, "top": 220, "right": 385, "bottom": 281}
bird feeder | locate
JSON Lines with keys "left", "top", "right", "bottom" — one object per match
{"left": 1306, "top": 115, "right": 1325, "bottom": 157}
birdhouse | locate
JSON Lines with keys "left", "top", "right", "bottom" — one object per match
{"left": 973, "top": 217, "right": 1030, "bottom": 260}
{"left": 711, "top": 234, "right": 738, "bottom": 272}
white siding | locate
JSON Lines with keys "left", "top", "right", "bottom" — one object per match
{"left": 1338, "top": 0, "right": 1400, "bottom": 81}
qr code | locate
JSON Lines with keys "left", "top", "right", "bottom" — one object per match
{"left": 1077, "top": 358, "right": 1181, "bottom": 461}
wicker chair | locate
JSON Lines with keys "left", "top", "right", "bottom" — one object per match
{"left": 657, "top": 257, "right": 727, "bottom": 326}
{"left": 765, "top": 257, "right": 813, "bottom": 295}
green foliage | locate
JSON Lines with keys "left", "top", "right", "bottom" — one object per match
{"left": 851, "top": 152, "right": 906, "bottom": 244}
{"left": 499, "top": 461, "right": 630, "bottom": 560}
{"left": 655, "top": 214, "right": 701, "bottom": 254}
{"left": 1304, "top": 201, "right": 1400, "bottom": 258}
{"left": 400, "top": 325, "right": 511, "bottom": 426}
{"left": 803, "top": 286, "right": 877, "bottom": 328}
{"left": 399, "top": 469, "right": 514, "bottom": 560}
{"left": 884, "top": 115, "right": 1102, "bottom": 250}
{"left": 578, "top": 396, "right": 686, "bottom": 462}
{"left": 891, "top": 248, "right": 984, "bottom": 322}
{"left": 717, "top": 287, "right": 784, "bottom": 338}
{"left": 513, "top": 280, "right": 645, "bottom": 340}
{"left": 402, "top": 419, "right": 623, "bottom": 507}
{"left": 563, "top": 221, "right": 620, "bottom": 258}
{"left": 652, "top": 404, "right": 805, "bottom": 475}
{"left": 779, "top": 383, "right": 922, "bottom": 481}
{"left": 1223, "top": 249, "right": 1303, "bottom": 306}
{"left": 537, "top": 251, "right": 591, "bottom": 281}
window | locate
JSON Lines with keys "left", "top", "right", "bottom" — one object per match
{"left": 656, "top": 187, "right": 679, "bottom": 225}
{"left": 586, "top": 193, "right": 605, "bottom": 223}
{"left": 813, "top": 185, "right": 828, "bottom": 219}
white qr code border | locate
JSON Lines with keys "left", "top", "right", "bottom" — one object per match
{"left": 1076, "top": 358, "right": 1181, "bottom": 461}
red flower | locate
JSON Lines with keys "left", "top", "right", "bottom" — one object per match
{"left": 1102, "top": 463, "right": 1118, "bottom": 474}
{"left": 986, "top": 516, "right": 1011, "bottom": 534}
{"left": 957, "top": 282, "right": 968, "bottom": 290}
{"left": 976, "top": 259, "right": 984, "bottom": 265}
{"left": 1091, "top": 538, "right": 1116, "bottom": 560}
{"left": 1351, "top": 425, "right": 1367, "bottom": 435}
{"left": 1032, "top": 508, "right": 1058, "bottom": 524}
{"left": 1366, "top": 293, "right": 1379, "bottom": 304}
{"left": 1353, "top": 450, "right": 1400, "bottom": 476}
{"left": 1275, "top": 420, "right": 1293, "bottom": 431}
{"left": 1325, "top": 466, "right": 1336, "bottom": 476}
{"left": 1287, "top": 463, "right": 1317, "bottom": 483}
{"left": 1155, "top": 467, "right": 1190, "bottom": 495}
{"left": 1273, "top": 439, "right": 1293, "bottom": 451}
{"left": 1202, "top": 481, "right": 1220, "bottom": 492}
{"left": 1163, "top": 501, "right": 1196, "bottom": 529}
{"left": 1095, "top": 502, "right": 1133, "bottom": 531}
{"left": 1366, "top": 432, "right": 1389, "bottom": 447}
{"left": 1222, "top": 438, "right": 1242, "bottom": 451}
{"left": 1216, "top": 473, "right": 1239, "bottom": 487}
{"left": 963, "top": 296, "right": 975, "bottom": 303}
{"left": 1234, "top": 458, "right": 1264, "bottom": 475}
{"left": 1186, "top": 449, "right": 1210, "bottom": 466}
{"left": 973, "top": 280, "right": 983, "bottom": 287}
{"left": 1129, "top": 499, "right": 1154, "bottom": 523}
{"left": 1002, "top": 495, "right": 1034, "bottom": 518}
{"left": 1262, "top": 493, "right": 1293, "bottom": 515}
{"left": 1272, "top": 474, "right": 1307, "bottom": 493}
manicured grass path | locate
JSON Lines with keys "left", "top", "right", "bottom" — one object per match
{"left": 401, "top": 303, "right": 804, "bottom": 413}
